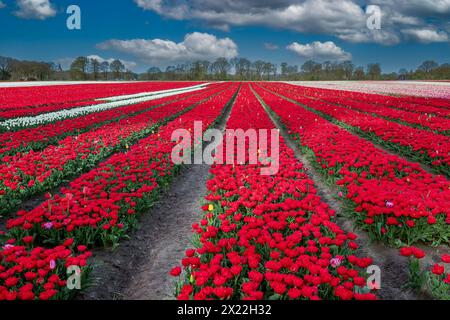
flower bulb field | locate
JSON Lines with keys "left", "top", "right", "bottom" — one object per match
{"left": 0, "top": 81, "right": 449, "bottom": 301}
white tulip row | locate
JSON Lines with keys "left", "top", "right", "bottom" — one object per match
{"left": 97, "top": 83, "right": 210, "bottom": 102}
{"left": 0, "top": 85, "right": 210, "bottom": 131}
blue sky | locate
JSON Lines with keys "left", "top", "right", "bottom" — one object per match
{"left": 0, "top": 0, "right": 449, "bottom": 73}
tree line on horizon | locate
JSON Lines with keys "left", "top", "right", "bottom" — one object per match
{"left": 1, "top": 55, "right": 449, "bottom": 82}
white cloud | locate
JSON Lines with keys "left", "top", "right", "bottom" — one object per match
{"left": 135, "top": 0, "right": 371, "bottom": 42}
{"left": 87, "top": 55, "right": 137, "bottom": 71}
{"left": 372, "top": 0, "right": 450, "bottom": 17}
{"left": 0, "top": 1, "right": 6, "bottom": 9}
{"left": 97, "top": 32, "right": 238, "bottom": 66}
{"left": 134, "top": 0, "right": 450, "bottom": 45}
{"left": 287, "top": 41, "right": 352, "bottom": 61}
{"left": 401, "top": 28, "right": 449, "bottom": 43}
{"left": 134, "top": 0, "right": 189, "bottom": 19}
{"left": 14, "top": 0, "right": 56, "bottom": 20}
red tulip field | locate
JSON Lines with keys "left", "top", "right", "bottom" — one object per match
{"left": 0, "top": 81, "right": 449, "bottom": 301}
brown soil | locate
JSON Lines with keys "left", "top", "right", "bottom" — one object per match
{"left": 79, "top": 162, "right": 212, "bottom": 300}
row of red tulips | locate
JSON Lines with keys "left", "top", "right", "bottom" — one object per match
{"left": 0, "top": 84, "right": 239, "bottom": 300}
{"left": 253, "top": 84, "right": 450, "bottom": 247}
{"left": 0, "top": 84, "right": 227, "bottom": 216}
{"left": 0, "top": 82, "right": 202, "bottom": 117}
{"left": 389, "top": 94, "right": 450, "bottom": 110}
{"left": 258, "top": 84, "right": 450, "bottom": 176}
{"left": 172, "top": 84, "right": 377, "bottom": 300}
{"left": 5, "top": 84, "right": 238, "bottom": 246}
{"left": 279, "top": 83, "right": 450, "bottom": 134}
{"left": 0, "top": 84, "right": 223, "bottom": 157}
{"left": 400, "top": 247, "right": 449, "bottom": 299}
{"left": 0, "top": 237, "right": 92, "bottom": 300}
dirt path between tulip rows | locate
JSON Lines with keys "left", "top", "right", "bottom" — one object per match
{"left": 250, "top": 85, "right": 430, "bottom": 300}
{"left": 80, "top": 88, "right": 238, "bottom": 300}
{"left": 79, "top": 162, "right": 212, "bottom": 300}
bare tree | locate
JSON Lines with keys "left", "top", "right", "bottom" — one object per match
{"left": 70, "top": 56, "right": 89, "bottom": 80}
{"left": 110, "top": 59, "right": 125, "bottom": 80}
{"left": 165, "top": 66, "right": 176, "bottom": 80}
{"left": 341, "top": 61, "right": 354, "bottom": 80}
{"left": 99, "top": 61, "right": 110, "bottom": 80}
{"left": 354, "top": 66, "right": 365, "bottom": 80}
{"left": 367, "top": 63, "right": 381, "bottom": 80}
{"left": 175, "top": 64, "right": 189, "bottom": 80}
{"left": 147, "top": 67, "right": 162, "bottom": 80}
{"left": 281, "top": 62, "right": 288, "bottom": 79}
{"left": 0, "top": 56, "right": 14, "bottom": 80}
{"left": 123, "top": 69, "right": 136, "bottom": 80}
{"left": 89, "top": 58, "right": 101, "bottom": 80}
{"left": 7, "top": 59, "right": 52, "bottom": 81}
{"left": 253, "top": 60, "right": 266, "bottom": 80}
{"left": 418, "top": 60, "right": 439, "bottom": 73}
{"left": 191, "top": 60, "right": 210, "bottom": 80}
{"left": 210, "top": 58, "right": 231, "bottom": 80}
{"left": 262, "top": 62, "right": 277, "bottom": 80}
{"left": 233, "top": 58, "right": 251, "bottom": 80}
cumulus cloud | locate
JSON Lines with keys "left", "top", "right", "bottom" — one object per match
{"left": 134, "top": 0, "right": 450, "bottom": 45}
{"left": 134, "top": 0, "right": 189, "bottom": 19}
{"left": 87, "top": 55, "right": 137, "bottom": 70}
{"left": 287, "top": 41, "right": 352, "bottom": 61}
{"left": 97, "top": 32, "right": 238, "bottom": 66}
{"left": 372, "top": 0, "right": 450, "bottom": 17}
{"left": 401, "top": 28, "right": 449, "bottom": 43}
{"left": 14, "top": 0, "right": 56, "bottom": 20}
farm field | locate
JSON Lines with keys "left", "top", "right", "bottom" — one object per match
{"left": 0, "top": 81, "right": 449, "bottom": 301}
